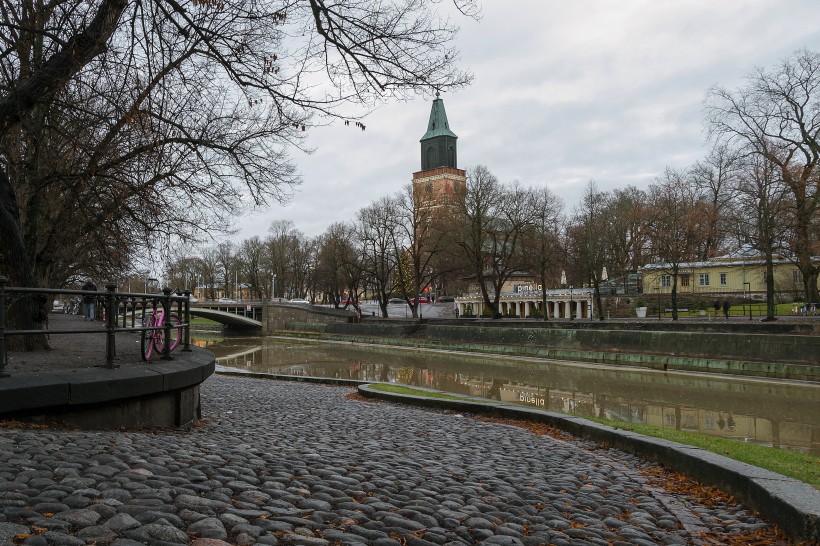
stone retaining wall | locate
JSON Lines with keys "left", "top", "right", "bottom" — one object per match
{"left": 263, "top": 303, "right": 353, "bottom": 333}
{"left": 277, "top": 321, "right": 820, "bottom": 380}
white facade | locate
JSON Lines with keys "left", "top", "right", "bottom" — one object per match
{"left": 455, "top": 288, "right": 595, "bottom": 319}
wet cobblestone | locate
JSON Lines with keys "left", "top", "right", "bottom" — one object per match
{"left": 0, "top": 375, "right": 777, "bottom": 545}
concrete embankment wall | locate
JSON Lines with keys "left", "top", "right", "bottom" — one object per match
{"left": 276, "top": 321, "right": 820, "bottom": 380}
{"left": 262, "top": 303, "right": 353, "bottom": 332}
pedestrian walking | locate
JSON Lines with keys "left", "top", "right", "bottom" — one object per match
{"left": 713, "top": 300, "right": 721, "bottom": 319}
{"left": 722, "top": 300, "right": 730, "bottom": 319}
{"left": 82, "top": 280, "right": 97, "bottom": 321}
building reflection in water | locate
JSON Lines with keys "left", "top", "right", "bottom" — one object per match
{"left": 201, "top": 335, "right": 820, "bottom": 455}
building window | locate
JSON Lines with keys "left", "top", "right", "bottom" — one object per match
{"left": 699, "top": 273, "right": 710, "bottom": 286}
{"left": 720, "top": 273, "right": 727, "bottom": 286}
{"left": 661, "top": 275, "right": 671, "bottom": 287}
{"left": 793, "top": 270, "right": 802, "bottom": 284}
{"left": 680, "top": 275, "right": 690, "bottom": 287}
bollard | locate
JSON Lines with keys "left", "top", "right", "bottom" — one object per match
{"left": 0, "top": 277, "right": 7, "bottom": 378}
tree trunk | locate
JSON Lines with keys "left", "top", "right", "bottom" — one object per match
{"left": 671, "top": 269, "right": 679, "bottom": 321}
{"left": 0, "top": 167, "right": 49, "bottom": 350}
{"left": 765, "top": 255, "right": 776, "bottom": 321}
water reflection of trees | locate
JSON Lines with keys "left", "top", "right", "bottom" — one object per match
{"left": 204, "top": 337, "right": 820, "bottom": 454}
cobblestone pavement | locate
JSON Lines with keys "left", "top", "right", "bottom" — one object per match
{"left": 0, "top": 375, "right": 777, "bottom": 546}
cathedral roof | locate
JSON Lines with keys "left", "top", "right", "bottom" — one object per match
{"left": 420, "top": 92, "right": 458, "bottom": 141}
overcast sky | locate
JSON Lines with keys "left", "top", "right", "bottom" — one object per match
{"left": 230, "top": 0, "right": 820, "bottom": 242}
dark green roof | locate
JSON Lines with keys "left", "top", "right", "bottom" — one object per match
{"left": 420, "top": 92, "right": 458, "bottom": 141}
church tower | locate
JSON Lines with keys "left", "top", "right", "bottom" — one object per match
{"left": 412, "top": 92, "right": 466, "bottom": 209}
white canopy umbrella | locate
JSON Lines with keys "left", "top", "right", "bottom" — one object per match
{"left": 560, "top": 270, "right": 567, "bottom": 286}
{"left": 601, "top": 267, "right": 608, "bottom": 282}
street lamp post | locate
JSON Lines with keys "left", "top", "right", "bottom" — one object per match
{"left": 569, "top": 285, "right": 574, "bottom": 320}
{"left": 271, "top": 274, "right": 276, "bottom": 303}
{"left": 743, "top": 282, "right": 751, "bottom": 320}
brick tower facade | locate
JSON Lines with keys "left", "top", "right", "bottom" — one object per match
{"left": 412, "top": 92, "right": 466, "bottom": 209}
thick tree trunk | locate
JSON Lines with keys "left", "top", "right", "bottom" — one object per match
{"left": 0, "top": 166, "right": 49, "bottom": 350}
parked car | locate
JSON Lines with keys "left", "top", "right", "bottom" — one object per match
{"left": 188, "top": 295, "right": 199, "bottom": 303}
{"left": 217, "top": 297, "right": 237, "bottom": 304}
{"left": 290, "top": 298, "right": 310, "bottom": 304}
{"left": 410, "top": 295, "right": 429, "bottom": 304}
{"left": 52, "top": 300, "right": 65, "bottom": 313}
{"left": 388, "top": 297, "right": 405, "bottom": 304}
{"left": 437, "top": 296, "right": 455, "bottom": 303}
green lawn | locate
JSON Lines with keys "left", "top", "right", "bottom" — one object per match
{"left": 584, "top": 416, "right": 819, "bottom": 488}
{"left": 367, "top": 384, "right": 820, "bottom": 488}
{"left": 369, "top": 383, "right": 490, "bottom": 402}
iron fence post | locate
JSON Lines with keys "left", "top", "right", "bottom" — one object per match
{"left": 105, "top": 283, "right": 118, "bottom": 368}
{"left": 162, "top": 287, "right": 173, "bottom": 360}
{"left": 0, "top": 277, "right": 7, "bottom": 378}
{"left": 182, "top": 290, "right": 192, "bottom": 352}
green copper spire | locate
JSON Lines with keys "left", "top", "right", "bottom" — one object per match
{"left": 420, "top": 92, "right": 458, "bottom": 170}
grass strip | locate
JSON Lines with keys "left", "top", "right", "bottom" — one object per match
{"left": 367, "top": 383, "right": 819, "bottom": 488}
{"left": 585, "top": 416, "right": 820, "bottom": 489}
{"left": 368, "top": 383, "right": 490, "bottom": 403}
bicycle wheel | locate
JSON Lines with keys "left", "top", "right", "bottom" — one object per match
{"left": 140, "top": 312, "right": 156, "bottom": 361}
{"left": 153, "top": 314, "right": 182, "bottom": 354}
{"left": 168, "top": 314, "right": 183, "bottom": 351}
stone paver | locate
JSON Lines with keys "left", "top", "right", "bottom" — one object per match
{"left": 0, "top": 375, "right": 776, "bottom": 545}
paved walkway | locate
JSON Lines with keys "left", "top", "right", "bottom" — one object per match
{"left": 3, "top": 313, "right": 145, "bottom": 375}
{"left": 0, "top": 372, "right": 789, "bottom": 546}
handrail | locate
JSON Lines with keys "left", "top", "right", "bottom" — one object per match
{"left": 0, "top": 277, "right": 191, "bottom": 377}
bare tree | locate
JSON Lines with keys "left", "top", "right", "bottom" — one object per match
{"left": 646, "top": 168, "right": 708, "bottom": 320}
{"left": 315, "top": 222, "right": 363, "bottom": 313}
{"left": 603, "top": 185, "right": 649, "bottom": 289}
{"left": 568, "top": 181, "right": 609, "bottom": 320}
{"left": 732, "top": 154, "right": 792, "bottom": 319}
{"left": 706, "top": 49, "right": 820, "bottom": 302}
{"left": 214, "top": 242, "right": 237, "bottom": 299}
{"left": 688, "top": 143, "right": 741, "bottom": 259}
{"left": 522, "top": 185, "right": 564, "bottom": 320}
{"left": 200, "top": 246, "right": 221, "bottom": 301}
{"left": 238, "top": 237, "right": 268, "bottom": 300}
{"left": 356, "top": 196, "right": 402, "bottom": 317}
{"left": 455, "top": 167, "right": 534, "bottom": 319}
{"left": 393, "top": 183, "right": 454, "bottom": 318}
{"left": 0, "top": 0, "right": 475, "bottom": 346}
{"left": 265, "top": 220, "right": 305, "bottom": 299}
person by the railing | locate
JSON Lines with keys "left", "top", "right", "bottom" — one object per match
{"left": 82, "top": 280, "right": 97, "bottom": 321}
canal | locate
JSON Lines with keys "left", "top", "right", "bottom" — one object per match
{"left": 195, "top": 333, "right": 820, "bottom": 455}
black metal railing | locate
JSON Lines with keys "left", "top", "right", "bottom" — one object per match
{"left": 0, "top": 278, "right": 191, "bottom": 377}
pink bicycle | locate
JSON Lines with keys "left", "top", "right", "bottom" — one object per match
{"left": 140, "top": 299, "right": 182, "bottom": 361}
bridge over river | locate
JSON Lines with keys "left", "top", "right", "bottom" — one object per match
{"left": 190, "top": 303, "right": 263, "bottom": 328}
{"left": 190, "top": 301, "right": 353, "bottom": 331}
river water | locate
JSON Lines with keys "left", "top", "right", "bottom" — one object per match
{"left": 195, "top": 333, "right": 820, "bottom": 454}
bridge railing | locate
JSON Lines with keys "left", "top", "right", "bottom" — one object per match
{"left": 0, "top": 278, "right": 191, "bottom": 377}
